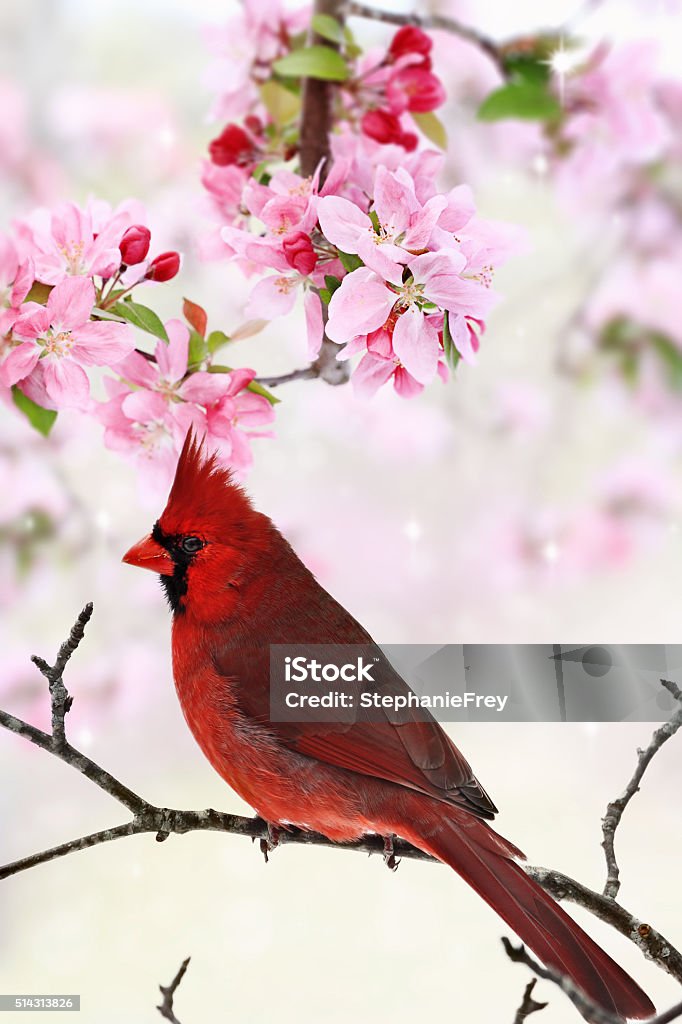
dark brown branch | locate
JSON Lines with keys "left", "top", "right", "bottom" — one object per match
{"left": 1, "top": 607, "right": 681, "bottom": 992}
{"left": 503, "top": 938, "right": 682, "bottom": 1024}
{"left": 345, "top": 1, "right": 507, "bottom": 75}
{"left": 298, "top": 0, "right": 350, "bottom": 388}
{"left": 602, "top": 678, "right": 682, "bottom": 899}
{"left": 157, "top": 957, "right": 191, "bottom": 1024}
{"left": 512, "top": 979, "right": 548, "bottom": 1024}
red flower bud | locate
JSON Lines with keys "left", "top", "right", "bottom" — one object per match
{"left": 282, "top": 231, "right": 317, "bottom": 276}
{"left": 389, "top": 26, "right": 433, "bottom": 61}
{"left": 208, "top": 124, "right": 257, "bottom": 167}
{"left": 146, "top": 251, "right": 181, "bottom": 282}
{"left": 119, "top": 225, "right": 151, "bottom": 266}
{"left": 361, "top": 110, "right": 418, "bottom": 151}
{"left": 361, "top": 109, "right": 404, "bottom": 146}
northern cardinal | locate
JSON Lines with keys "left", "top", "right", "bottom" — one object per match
{"left": 123, "top": 433, "right": 654, "bottom": 1021}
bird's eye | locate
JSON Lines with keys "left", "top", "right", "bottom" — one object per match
{"left": 180, "top": 536, "right": 204, "bottom": 555}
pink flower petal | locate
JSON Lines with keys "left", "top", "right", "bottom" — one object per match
{"left": 438, "top": 185, "right": 476, "bottom": 232}
{"left": 304, "top": 290, "right": 324, "bottom": 358}
{"left": 42, "top": 356, "right": 90, "bottom": 408}
{"left": 13, "top": 306, "right": 50, "bottom": 341}
{"left": 225, "top": 367, "right": 257, "bottom": 396}
{"left": 156, "top": 319, "right": 189, "bottom": 382}
{"left": 0, "top": 342, "right": 40, "bottom": 386}
{"left": 373, "top": 166, "right": 413, "bottom": 238}
{"left": 351, "top": 351, "right": 395, "bottom": 398}
{"left": 392, "top": 306, "right": 439, "bottom": 384}
{"left": 317, "top": 196, "right": 369, "bottom": 253}
{"left": 47, "top": 276, "right": 95, "bottom": 330}
{"left": 244, "top": 275, "right": 299, "bottom": 320}
{"left": 356, "top": 236, "right": 405, "bottom": 286}
{"left": 122, "top": 390, "right": 168, "bottom": 422}
{"left": 178, "top": 371, "right": 231, "bottom": 404}
{"left": 326, "top": 267, "right": 396, "bottom": 344}
{"left": 73, "top": 321, "right": 135, "bottom": 366}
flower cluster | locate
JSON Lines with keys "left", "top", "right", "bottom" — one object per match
{"left": 203, "top": 8, "right": 510, "bottom": 399}
{"left": 0, "top": 197, "right": 274, "bottom": 484}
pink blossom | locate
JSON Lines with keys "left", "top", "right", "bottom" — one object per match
{"left": 1, "top": 277, "right": 133, "bottom": 409}
{"left": 116, "top": 319, "right": 229, "bottom": 415}
{"left": 204, "top": 369, "right": 275, "bottom": 478}
{"left": 15, "top": 199, "right": 140, "bottom": 285}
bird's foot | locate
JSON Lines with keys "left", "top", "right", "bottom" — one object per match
{"left": 383, "top": 833, "right": 400, "bottom": 872}
{"left": 259, "top": 822, "right": 282, "bottom": 864}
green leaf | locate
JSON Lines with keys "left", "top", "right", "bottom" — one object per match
{"left": 477, "top": 82, "right": 561, "bottom": 122}
{"left": 311, "top": 13, "right": 344, "bottom": 44}
{"left": 207, "top": 330, "right": 231, "bottom": 354}
{"left": 324, "top": 274, "right": 342, "bottom": 296}
{"left": 260, "top": 80, "right": 301, "bottom": 125}
{"left": 209, "top": 365, "right": 280, "bottom": 405}
{"left": 12, "top": 386, "right": 57, "bottom": 436}
{"left": 318, "top": 288, "right": 332, "bottom": 306}
{"left": 502, "top": 54, "right": 551, "bottom": 86}
{"left": 188, "top": 330, "right": 208, "bottom": 367}
{"left": 652, "top": 332, "right": 682, "bottom": 389}
{"left": 338, "top": 251, "right": 363, "bottom": 273}
{"left": 442, "top": 312, "right": 461, "bottom": 373}
{"left": 412, "top": 111, "right": 448, "bottom": 150}
{"left": 274, "top": 45, "right": 348, "bottom": 82}
{"left": 112, "top": 301, "right": 168, "bottom": 341}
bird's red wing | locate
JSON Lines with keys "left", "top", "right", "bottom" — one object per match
{"left": 213, "top": 640, "right": 497, "bottom": 820}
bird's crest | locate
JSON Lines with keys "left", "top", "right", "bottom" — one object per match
{"left": 159, "top": 430, "right": 256, "bottom": 538}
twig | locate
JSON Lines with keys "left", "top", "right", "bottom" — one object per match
{"left": 503, "top": 938, "right": 682, "bottom": 1024}
{"left": 512, "top": 978, "right": 548, "bottom": 1024}
{"left": 157, "top": 957, "right": 191, "bottom": 1024}
{"left": 601, "top": 678, "right": 682, "bottom": 899}
{"left": 31, "top": 602, "right": 92, "bottom": 750}
{"left": 345, "top": 1, "right": 508, "bottom": 75}
{"left": 1, "top": 608, "right": 681, "bottom": 991}
{"left": 255, "top": 366, "right": 318, "bottom": 387}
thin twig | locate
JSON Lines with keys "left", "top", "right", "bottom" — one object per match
{"left": 602, "top": 678, "right": 682, "bottom": 899}
{"left": 512, "top": 978, "right": 548, "bottom": 1024}
{"left": 1, "top": 608, "right": 682, "bottom": 991}
{"left": 345, "top": 1, "right": 508, "bottom": 75}
{"left": 255, "top": 366, "right": 319, "bottom": 387}
{"left": 503, "top": 938, "right": 682, "bottom": 1024}
{"left": 157, "top": 957, "right": 191, "bottom": 1024}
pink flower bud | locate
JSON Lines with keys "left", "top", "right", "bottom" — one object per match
{"left": 391, "top": 67, "right": 446, "bottom": 113}
{"left": 209, "top": 124, "right": 257, "bottom": 167}
{"left": 282, "top": 231, "right": 317, "bottom": 276}
{"left": 389, "top": 26, "right": 433, "bottom": 61}
{"left": 119, "top": 225, "right": 151, "bottom": 266}
{"left": 146, "top": 251, "right": 181, "bottom": 282}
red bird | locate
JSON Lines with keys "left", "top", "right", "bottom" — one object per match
{"left": 123, "top": 434, "right": 654, "bottom": 1021}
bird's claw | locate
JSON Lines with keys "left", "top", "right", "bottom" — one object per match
{"left": 259, "top": 822, "right": 281, "bottom": 863}
{"left": 383, "top": 833, "right": 400, "bottom": 871}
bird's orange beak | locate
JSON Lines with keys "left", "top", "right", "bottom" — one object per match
{"left": 122, "top": 534, "right": 174, "bottom": 576}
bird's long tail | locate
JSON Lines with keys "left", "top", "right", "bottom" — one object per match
{"left": 401, "top": 806, "right": 655, "bottom": 1021}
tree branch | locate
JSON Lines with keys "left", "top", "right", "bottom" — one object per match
{"left": 345, "top": 1, "right": 508, "bottom": 76}
{"left": 1, "top": 608, "right": 681, "bottom": 995}
{"left": 503, "top": 938, "right": 682, "bottom": 1024}
{"left": 601, "top": 678, "right": 682, "bottom": 899}
{"left": 512, "top": 978, "right": 548, "bottom": 1024}
{"left": 157, "top": 957, "right": 191, "bottom": 1024}
{"left": 297, "top": 0, "right": 350, "bottom": 388}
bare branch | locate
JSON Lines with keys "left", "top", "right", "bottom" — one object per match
{"left": 345, "top": 1, "right": 508, "bottom": 75}
{"left": 157, "top": 957, "right": 191, "bottom": 1024}
{"left": 255, "top": 366, "right": 318, "bottom": 388}
{"left": 602, "top": 678, "right": 682, "bottom": 899}
{"left": 2, "top": 606, "right": 681, "bottom": 993}
{"left": 503, "top": 938, "right": 682, "bottom": 1024}
{"left": 512, "top": 979, "right": 548, "bottom": 1024}
{"left": 30, "top": 602, "right": 92, "bottom": 749}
